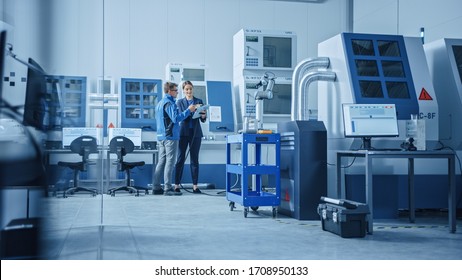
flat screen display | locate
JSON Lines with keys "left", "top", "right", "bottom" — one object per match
{"left": 264, "top": 83, "right": 291, "bottom": 115}
{"left": 182, "top": 68, "right": 205, "bottom": 81}
{"left": 343, "top": 104, "right": 399, "bottom": 137}
{"left": 263, "top": 37, "right": 292, "bottom": 68}
{"left": 23, "top": 58, "right": 47, "bottom": 130}
{"left": 62, "top": 127, "right": 102, "bottom": 148}
{"left": 0, "top": 31, "right": 5, "bottom": 104}
{"left": 108, "top": 128, "right": 141, "bottom": 147}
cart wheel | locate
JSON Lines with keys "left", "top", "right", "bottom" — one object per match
{"left": 251, "top": 206, "right": 259, "bottom": 212}
{"left": 244, "top": 207, "right": 249, "bottom": 218}
{"left": 272, "top": 207, "right": 277, "bottom": 218}
{"left": 229, "top": 202, "right": 235, "bottom": 211}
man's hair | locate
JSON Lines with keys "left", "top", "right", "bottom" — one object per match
{"left": 164, "top": 81, "right": 178, "bottom": 93}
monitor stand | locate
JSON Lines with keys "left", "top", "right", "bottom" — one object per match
{"left": 362, "top": 137, "right": 372, "bottom": 150}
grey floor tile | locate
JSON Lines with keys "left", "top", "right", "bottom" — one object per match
{"left": 40, "top": 190, "right": 462, "bottom": 260}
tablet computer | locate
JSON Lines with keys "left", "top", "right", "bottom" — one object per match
{"left": 192, "top": 104, "right": 209, "bottom": 119}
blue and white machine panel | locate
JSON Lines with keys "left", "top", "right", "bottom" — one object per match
{"left": 318, "top": 33, "right": 438, "bottom": 143}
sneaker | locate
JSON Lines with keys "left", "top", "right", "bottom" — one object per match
{"left": 164, "top": 189, "right": 175, "bottom": 196}
{"left": 192, "top": 188, "right": 202, "bottom": 194}
{"left": 173, "top": 188, "right": 183, "bottom": 196}
{"left": 152, "top": 189, "right": 164, "bottom": 195}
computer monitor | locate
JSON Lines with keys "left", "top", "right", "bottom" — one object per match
{"left": 342, "top": 103, "right": 399, "bottom": 150}
{"left": 62, "top": 127, "right": 102, "bottom": 148}
{"left": 108, "top": 128, "right": 142, "bottom": 147}
{"left": 263, "top": 36, "right": 292, "bottom": 68}
{"left": 263, "top": 83, "right": 291, "bottom": 115}
{"left": 0, "top": 31, "right": 6, "bottom": 105}
{"left": 22, "top": 58, "right": 47, "bottom": 130}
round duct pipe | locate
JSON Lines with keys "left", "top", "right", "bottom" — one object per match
{"left": 297, "top": 71, "right": 336, "bottom": 121}
{"left": 291, "top": 57, "right": 330, "bottom": 121}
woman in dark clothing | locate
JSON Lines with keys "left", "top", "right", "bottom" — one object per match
{"left": 174, "top": 81, "right": 207, "bottom": 193}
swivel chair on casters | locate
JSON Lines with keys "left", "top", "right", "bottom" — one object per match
{"left": 57, "top": 136, "right": 99, "bottom": 198}
{"left": 107, "top": 136, "right": 149, "bottom": 196}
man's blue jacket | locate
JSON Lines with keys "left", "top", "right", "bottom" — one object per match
{"left": 155, "top": 94, "right": 192, "bottom": 141}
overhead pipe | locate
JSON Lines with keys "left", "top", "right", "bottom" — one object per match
{"left": 291, "top": 57, "right": 330, "bottom": 121}
{"left": 298, "top": 71, "right": 336, "bottom": 120}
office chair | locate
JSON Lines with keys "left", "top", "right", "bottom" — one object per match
{"left": 57, "top": 136, "right": 98, "bottom": 198}
{"left": 107, "top": 136, "right": 149, "bottom": 196}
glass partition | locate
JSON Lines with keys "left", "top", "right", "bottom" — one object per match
{"left": 0, "top": 0, "right": 107, "bottom": 259}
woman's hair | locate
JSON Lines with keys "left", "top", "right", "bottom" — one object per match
{"left": 182, "top": 80, "right": 194, "bottom": 89}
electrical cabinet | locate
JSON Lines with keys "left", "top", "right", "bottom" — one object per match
{"left": 121, "top": 78, "right": 162, "bottom": 129}
{"left": 45, "top": 75, "right": 87, "bottom": 127}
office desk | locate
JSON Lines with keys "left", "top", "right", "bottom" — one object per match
{"left": 45, "top": 148, "right": 158, "bottom": 188}
{"left": 336, "top": 150, "right": 456, "bottom": 234}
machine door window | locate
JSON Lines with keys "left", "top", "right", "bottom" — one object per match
{"left": 344, "top": 33, "right": 418, "bottom": 119}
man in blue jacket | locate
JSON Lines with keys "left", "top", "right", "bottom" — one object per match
{"left": 153, "top": 82, "right": 196, "bottom": 196}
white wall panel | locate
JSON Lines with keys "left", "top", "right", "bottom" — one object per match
{"left": 306, "top": 0, "right": 345, "bottom": 57}
{"left": 238, "top": 1, "right": 274, "bottom": 30}
{"left": 203, "top": 0, "right": 239, "bottom": 80}
{"left": 353, "top": 0, "right": 396, "bottom": 21}
{"left": 399, "top": 0, "right": 462, "bottom": 41}
{"left": 353, "top": 0, "right": 462, "bottom": 40}
{"left": 77, "top": 0, "right": 104, "bottom": 93}
{"left": 166, "top": 0, "right": 205, "bottom": 64}
{"left": 127, "top": 0, "right": 168, "bottom": 79}
{"left": 103, "top": 0, "right": 130, "bottom": 83}
{"left": 353, "top": 0, "right": 398, "bottom": 35}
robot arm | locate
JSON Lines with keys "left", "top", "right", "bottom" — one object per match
{"left": 253, "top": 73, "right": 276, "bottom": 130}
{"left": 254, "top": 73, "right": 275, "bottom": 100}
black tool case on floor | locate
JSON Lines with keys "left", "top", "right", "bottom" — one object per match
{"left": 317, "top": 196, "right": 369, "bottom": 238}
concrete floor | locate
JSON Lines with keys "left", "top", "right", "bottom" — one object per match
{"left": 40, "top": 189, "right": 462, "bottom": 260}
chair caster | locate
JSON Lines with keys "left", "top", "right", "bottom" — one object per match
{"left": 272, "top": 207, "right": 277, "bottom": 218}
{"left": 244, "top": 207, "right": 249, "bottom": 218}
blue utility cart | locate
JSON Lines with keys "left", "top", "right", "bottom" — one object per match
{"left": 226, "top": 133, "right": 281, "bottom": 218}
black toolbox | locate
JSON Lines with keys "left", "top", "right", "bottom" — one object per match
{"left": 317, "top": 197, "right": 370, "bottom": 238}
